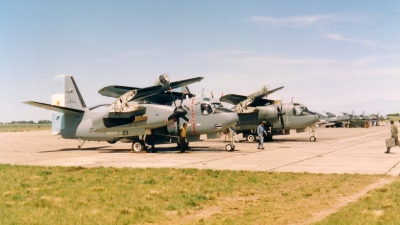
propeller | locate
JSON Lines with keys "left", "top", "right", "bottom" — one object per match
{"left": 167, "top": 88, "right": 191, "bottom": 141}
{"left": 277, "top": 101, "right": 285, "bottom": 130}
{"left": 167, "top": 88, "right": 190, "bottom": 122}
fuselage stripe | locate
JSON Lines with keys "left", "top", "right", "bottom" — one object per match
{"left": 191, "top": 98, "right": 197, "bottom": 135}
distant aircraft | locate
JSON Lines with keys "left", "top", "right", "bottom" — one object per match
{"left": 24, "top": 74, "right": 238, "bottom": 152}
{"left": 316, "top": 112, "right": 351, "bottom": 128}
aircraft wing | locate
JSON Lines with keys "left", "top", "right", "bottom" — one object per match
{"left": 169, "top": 77, "right": 204, "bottom": 89}
{"left": 98, "top": 85, "right": 162, "bottom": 98}
{"left": 98, "top": 77, "right": 204, "bottom": 99}
{"left": 142, "top": 91, "right": 196, "bottom": 105}
{"left": 23, "top": 101, "right": 84, "bottom": 114}
{"left": 263, "top": 86, "right": 284, "bottom": 97}
{"left": 220, "top": 94, "right": 247, "bottom": 105}
{"left": 221, "top": 86, "right": 284, "bottom": 106}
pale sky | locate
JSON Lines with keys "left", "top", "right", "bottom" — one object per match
{"left": 1, "top": 0, "right": 399, "bottom": 122}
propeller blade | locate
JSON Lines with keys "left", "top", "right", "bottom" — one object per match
{"left": 277, "top": 104, "right": 285, "bottom": 130}
{"left": 182, "top": 116, "right": 189, "bottom": 122}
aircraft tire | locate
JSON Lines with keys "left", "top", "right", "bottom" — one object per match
{"left": 310, "top": 136, "right": 316, "bottom": 142}
{"left": 132, "top": 141, "right": 144, "bottom": 152}
{"left": 225, "top": 144, "right": 234, "bottom": 151}
{"left": 246, "top": 134, "right": 255, "bottom": 142}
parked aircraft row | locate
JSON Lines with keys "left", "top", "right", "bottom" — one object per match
{"left": 25, "top": 73, "right": 378, "bottom": 152}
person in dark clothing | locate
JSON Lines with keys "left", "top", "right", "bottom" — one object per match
{"left": 148, "top": 129, "right": 156, "bottom": 153}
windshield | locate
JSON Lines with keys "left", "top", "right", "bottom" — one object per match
{"left": 293, "top": 106, "right": 315, "bottom": 116}
{"left": 201, "top": 103, "right": 213, "bottom": 115}
{"left": 211, "top": 103, "right": 224, "bottom": 109}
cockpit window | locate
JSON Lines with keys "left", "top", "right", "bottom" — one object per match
{"left": 293, "top": 107, "right": 303, "bottom": 116}
{"left": 201, "top": 103, "right": 213, "bottom": 115}
{"left": 293, "top": 106, "right": 315, "bottom": 116}
{"left": 211, "top": 103, "right": 224, "bottom": 109}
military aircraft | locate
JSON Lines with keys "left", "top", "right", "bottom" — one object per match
{"left": 220, "top": 86, "right": 319, "bottom": 142}
{"left": 316, "top": 112, "right": 351, "bottom": 128}
{"left": 220, "top": 86, "right": 285, "bottom": 138}
{"left": 266, "top": 102, "right": 319, "bottom": 141}
{"left": 24, "top": 74, "right": 238, "bottom": 152}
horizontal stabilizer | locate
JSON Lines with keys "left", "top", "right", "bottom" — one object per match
{"left": 24, "top": 101, "right": 84, "bottom": 114}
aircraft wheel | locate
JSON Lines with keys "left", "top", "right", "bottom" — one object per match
{"left": 225, "top": 144, "right": 234, "bottom": 151}
{"left": 310, "top": 136, "right": 316, "bottom": 142}
{"left": 246, "top": 134, "right": 255, "bottom": 142}
{"left": 132, "top": 141, "right": 144, "bottom": 152}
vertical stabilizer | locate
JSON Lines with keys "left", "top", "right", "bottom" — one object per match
{"left": 52, "top": 74, "right": 86, "bottom": 109}
{"left": 51, "top": 74, "right": 86, "bottom": 135}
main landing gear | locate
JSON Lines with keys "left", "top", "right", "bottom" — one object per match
{"left": 310, "top": 136, "right": 316, "bottom": 142}
{"left": 132, "top": 141, "right": 145, "bottom": 152}
{"left": 246, "top": 134, "right": 256, "bottom": 142}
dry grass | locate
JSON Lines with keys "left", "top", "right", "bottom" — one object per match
{"left": 0, "top": 124, "right": 51, "bottom": 132}
{"left": 0, "top": 164, "right": 390, "bottom": 225}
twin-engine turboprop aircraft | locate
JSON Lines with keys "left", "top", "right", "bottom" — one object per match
{"left": 220, "top": 85, "right": 286, "bottom": 136}
{"left": 24, "top": 74, "right": 238, "bottom": 152}
{"left": 221, "top": 86, "right": 319, "bottom": 142}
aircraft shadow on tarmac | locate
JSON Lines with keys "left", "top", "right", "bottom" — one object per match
{"left": 103, "top": 146, "right": 232, "bottom": 154}
{"left": 39, "top": 145, "right": 232, "bottom": 154}
{"left": 39, "top": 146, "right": 111, "bottom": 153}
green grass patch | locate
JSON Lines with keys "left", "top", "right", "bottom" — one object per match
{"left": 0, "top": 164, "right": 390, "bottom": 224}
{"left": 313, "top": 180, "right": 400, "bottom": 225}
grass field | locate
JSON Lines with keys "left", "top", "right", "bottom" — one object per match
{"left": 0, "top": 124, "right": 51, "bottom": 132}
{"left": 0, "top": 164, "right": 396, "bottom": 225}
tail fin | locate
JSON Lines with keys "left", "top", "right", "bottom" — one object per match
{"left": 52, "top": 74, "right": 86, "bottom": 110}
{"left": 51, "top": 74, "right": 86, "bottom": 134}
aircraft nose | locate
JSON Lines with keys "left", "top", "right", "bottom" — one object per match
{"left": 228, "top": 112, "right": 239, "bottom": 126}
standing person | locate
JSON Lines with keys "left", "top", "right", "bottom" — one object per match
{"left": 257, "top": 121, "right": 268, "bottom": 149}
{"left": 180, "top": 123, "right": 187, "bottom": 153}
{"left": 385, "top": 120, "right": 400, "bottom": 153}
{"left": 148, "top": 129, "right": 156, "bottom": 153}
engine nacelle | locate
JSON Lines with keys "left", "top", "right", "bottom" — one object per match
{"left": 156, "top": 73, "right": 170, "bottom": 85}
{"left": 257, "top": 105, "right": 279, "bottom": 124}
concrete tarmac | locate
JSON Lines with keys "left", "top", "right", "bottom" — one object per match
{"left": 1, "top": 124, "right": 400, "bottom": 176}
